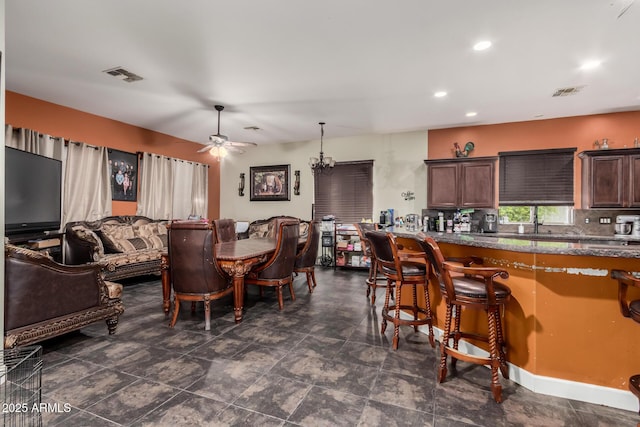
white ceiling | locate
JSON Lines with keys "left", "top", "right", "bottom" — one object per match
{"left": 5, "top": 1, "right": 640, "bottom": 149}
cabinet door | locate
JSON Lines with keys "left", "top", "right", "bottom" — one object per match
{"left": 590, "top": 155, "right": 625, "bottom": 207}
{"left": 459, "top": 161, "right": 495, "bottom": 208}
{"left": 427, "top": 163, "right": 458, "bottom": 208}
{"left": 628, "top": 154, "right": 640, "bottom": 207}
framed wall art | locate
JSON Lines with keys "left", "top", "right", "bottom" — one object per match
{"left": 250, "top": 164, "right": 290, "bottom": 201}
{"left": 108, "top": 149, "right": 138, "bottom": 201}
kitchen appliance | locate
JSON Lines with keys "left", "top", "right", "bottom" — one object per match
{"left": 615, "top": 215, "right": 640, "bottom": 237}
{"left": 481, "top": 213, "right": 498, "bottom": 233}
{"left": 379, "top": 210, "right": 388, "bottom": 227}
{"left": 459, "top": 213, "right": 471, "bottom": 232}
{"left": 405, "top": 214, "right": 420, "bottom": 231}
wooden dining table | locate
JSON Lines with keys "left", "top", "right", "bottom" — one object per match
{"left": 161, "top": 237, "right": 304, "bottom": 323}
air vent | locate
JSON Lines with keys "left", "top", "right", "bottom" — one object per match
{"left": 552, "top": 86, "right": 584, "bottom": 97}
{"left": 102, "top": 67, "right": 143, "bottom": 83}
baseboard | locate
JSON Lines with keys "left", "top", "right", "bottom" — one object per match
{"left": 401, "top": 313, "right": 638, "bottom": 412}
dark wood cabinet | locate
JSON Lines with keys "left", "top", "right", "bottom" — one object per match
{"left": 580, "top": 148, "right": 640, "bottom": 208}
{"left": 424, "top": 157, "right": 497, "bottom": 209}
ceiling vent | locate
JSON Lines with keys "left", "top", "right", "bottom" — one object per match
{"left": 552, "top": 86, "right": 584, "bottom": 97}
{"left": 102, "top": 67, "right": 143, "bottom": 83}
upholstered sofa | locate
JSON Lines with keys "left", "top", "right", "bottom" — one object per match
{"left": 247, "top": 216, "right": 309, "bottom": 240}
{"left": 63, "top": 215, "right": 168, "bottom": 281}
{"left": 4, "top": 244, "right": 124, "bottom": 348}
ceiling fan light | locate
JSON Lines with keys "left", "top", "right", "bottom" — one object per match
{"left": 209, "top": 146, "right": 228, "bottom": 159}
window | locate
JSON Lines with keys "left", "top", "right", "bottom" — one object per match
{"left": 499, "top": 148, "right": 576, "bottom": 225}
{"left": 313, "top": 160, "right": 373, "bottom": 223}
{"left": 499, "top": 206, "right": 574, "bottom": 225}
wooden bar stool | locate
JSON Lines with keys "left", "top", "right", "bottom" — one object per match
{"left": 612, "top": 269, "right": 640, "bottom": 414}
{"left": 366, "top": 230, "right": 435, "bottom": 350}
{"left": 354, "top": 222, "right": 388, "bottom": 304}
{"left": 417, "top": 233, "right": 511, "bottom": 403}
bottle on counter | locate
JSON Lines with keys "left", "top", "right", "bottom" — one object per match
{"left": 438, "top": 212, "right": 445, "bottom": 232}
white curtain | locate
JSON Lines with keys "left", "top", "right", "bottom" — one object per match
{"left": 171, "top": 159, "right": 192, "bottom": 220}
{"left": 63, "top": 142, "right": 112, "bottom": 223}
{"left": 5, "top": 124, "right": 66, "bottom": 160}
{"left": 136, "top": 153, "right": 208, "bottom": 220}
{"left": 191, "top": 163, "right": 208, "bottom": 219}
{"left": 136, "top": 153, "right": 173, "bottom": 220}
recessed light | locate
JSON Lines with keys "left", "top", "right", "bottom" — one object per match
{"left": 465, "top": 112, "right": 477, "bottom": 117}
{"left": 473, "top": 40, "right": 492, "bottom": 51}
{"left": 434, "top": 91, "right": 447, "bottom": 98}
{"left": 580, "top": 60, "right": 601, "bottom": 71}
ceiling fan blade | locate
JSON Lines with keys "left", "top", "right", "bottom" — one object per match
{"left": 225, "top": 146, "right": 246, "bottom": 153}
{"left": 197, "top": 145, "right": 213, "bottom": 153}
{"left": 226, "top": 141, "right": 258, "bottom": 147}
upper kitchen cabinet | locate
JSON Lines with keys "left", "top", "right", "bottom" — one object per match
{"left": 580, "top": 148, "right": 640, "bottom": 208}
{"left": 424, "top": 157, "right": 497, "bottom": 209}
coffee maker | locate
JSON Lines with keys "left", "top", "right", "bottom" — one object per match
{"left": 481, "top": 213, "right": 498, "bottom": 233}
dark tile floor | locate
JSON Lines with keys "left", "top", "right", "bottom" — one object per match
{"left": 35, "top": 268, "right": 638, "bottom": 426}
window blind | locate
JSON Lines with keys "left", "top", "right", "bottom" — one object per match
{"left": 313, "top": 160, "right": 373, "bottom": 223}
{"left": 499, "top": 148, "right": 576, "bottom": 206}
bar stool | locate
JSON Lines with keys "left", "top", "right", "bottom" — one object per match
{"left": 417, "top": 233, "right": 511, "bottom": 403}
{"left": 354, "top": 222, "right": 388, "bottom": 304}
{"left": 612, "top": 269, "right": 640, "bottom": 414}
{"left": 366, "top": 230, "right": 435, "bottom": 350}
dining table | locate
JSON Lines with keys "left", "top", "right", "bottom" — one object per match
{"left": 161, "top": 236, "right": 306, "bottom": 323}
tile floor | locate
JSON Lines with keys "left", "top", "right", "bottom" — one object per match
{"left": 31, "top": 268, "right": 638, "bottom": 426}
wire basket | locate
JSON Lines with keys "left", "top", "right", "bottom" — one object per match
{"left": 1, "top": 346, "right": 43, "bottom": 427}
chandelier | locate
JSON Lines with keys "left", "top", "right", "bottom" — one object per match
{"left": 309, "top": 122, "right": 335, "bottom": 174}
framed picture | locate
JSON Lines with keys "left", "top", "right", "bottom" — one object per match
{"left": 108, "top": 149, "right": 138, "bottom": 201}
{"left": 250, "top": 164, "right": 290, "bottom": 201}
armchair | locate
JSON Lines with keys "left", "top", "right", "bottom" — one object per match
{"left": 4, "top": 244, "right": 124, "bottom": 348}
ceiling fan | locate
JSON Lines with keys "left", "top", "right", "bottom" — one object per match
{"left": 197, "top": 105, "right": 257, "bottom": 157}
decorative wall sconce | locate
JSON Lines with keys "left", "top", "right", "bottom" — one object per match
{"left": 294, "top": 170, "right": 300, "bottom": 195}
{"left": 238, "top": 173, "right": 245, "bottom": 196}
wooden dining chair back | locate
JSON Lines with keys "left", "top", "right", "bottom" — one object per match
{"left": 294, "top": 220, "right": 321, "bottom": 292}
{"left": 417, "top": 233, "right": 511, "bottom": 403}
{"left": 365, "top": 230, "right": 434, "bottom": 350}
{"left": 354, "top": 222, "right": 387, "bottom": 304}
{"left": 611, "top": 269, "right": 640, "bottom": 413}
{"left": 246, "top": 218, "right": 300, "bottom": 310}
{"left": 213, "top": 218, "right": 237, "bottom": 243}
{"left": 167, "top": 221, "right": 233, "bottom": 331}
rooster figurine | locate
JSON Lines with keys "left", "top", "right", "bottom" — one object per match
{"left": 453, "top": 141, "right": 475, "bottom": 157}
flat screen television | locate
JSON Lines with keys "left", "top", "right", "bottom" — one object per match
{"left": 5, "top": 147, "right": 63, "bottom": 236}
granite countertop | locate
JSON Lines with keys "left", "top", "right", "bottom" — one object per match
{"left": 388, "top": 228, "right": 640, "bottom": 259}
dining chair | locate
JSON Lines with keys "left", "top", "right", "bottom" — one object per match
{"left": 294, "top": 220, "right": 321, "bottom": 292}
{"left": 365, "top": 230, "right": 435, "bottom": 350}
{"left": 166, "top": 221, "right": 233, "bottom": 331}
{"left": 213, "top": 218, "right": 237, "bottom": 243}
{"left": 246, "top": 218, "right": 300, "bottom": 310}
{"left": 416, "top": 233, "right": 511, "bottom": 403}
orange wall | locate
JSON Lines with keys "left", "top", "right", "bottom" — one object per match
{"left": 5, "top": 91, "right": 220, "bottom": 219}
{"left": 428, "top": 111, "right": 640, "bottom": 208}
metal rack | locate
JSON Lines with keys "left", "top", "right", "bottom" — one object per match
{"left": 320, "top": 216, "right": 335, "bottom": 267}
{"left": 1, "top": 345, "right": 44, "bottom": 427}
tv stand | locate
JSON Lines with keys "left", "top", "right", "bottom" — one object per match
{"left": 7, "top": 232, "right": 63, "bottom": 263}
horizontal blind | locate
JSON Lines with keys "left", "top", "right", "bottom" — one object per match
{"left": 314, "top": 160, "right": 373, "bottom": 223}
{"left": 499, "top": 148, "right": 576, "bottom": 206}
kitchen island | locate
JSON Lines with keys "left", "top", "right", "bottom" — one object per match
{"left": 392, "top": 230, "right": 640, "bottom": 411}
